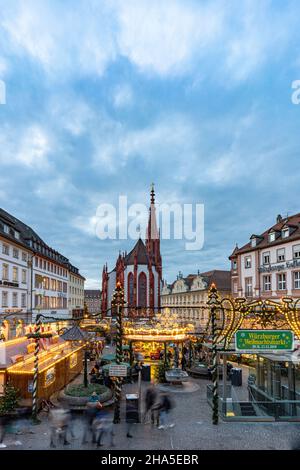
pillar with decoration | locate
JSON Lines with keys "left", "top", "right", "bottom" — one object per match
{"left": 113, "top": 281, "right": 125, "bottom": 424}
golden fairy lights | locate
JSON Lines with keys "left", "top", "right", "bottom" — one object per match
{"left": 123, "top": 309, "right": 194, "bottom": 342}
{"left": 206, "top": 284, "right": 300, "bottom": 348}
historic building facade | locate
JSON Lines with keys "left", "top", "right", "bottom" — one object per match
{"left": 0, "top": 208, "right": 84, "bottom": 332}
{"left": 101, "top": 186, "right": 162, "bottom": 317}
{"left": 161, "top": 270, "right": 231, "bottom": 329}
{"left": 0, "top": 214, "right": 32, "bottom": 330}
{"left": 229, "top": 213, "right": 300, "bottom": 299}
{"left": 68, "top": 265, "right": 85, "bottom": 318}
{"left": 84, "top": 289, "right": 101, "bottom": 315}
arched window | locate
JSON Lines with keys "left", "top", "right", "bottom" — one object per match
{"left": 138, "top": 272, "right": 147, "bottom": 308}
{"left": 128, "top": 272, "right": 134, "bottom": 307}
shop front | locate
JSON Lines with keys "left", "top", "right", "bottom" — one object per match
{"left": 206, "top": 349, "right": 300, "bottom": 422}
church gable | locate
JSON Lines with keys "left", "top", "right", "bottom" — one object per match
{"left": 124, "top": 239, "right": 149, "bottom": 265}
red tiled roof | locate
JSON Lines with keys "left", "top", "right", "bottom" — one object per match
{"left": 166, "top": 270, "right": 231, "bottom": 292}
{"left": 229, "top": 213, "right": 300, "bottom": 258}
{"left": 200, "top": 270, "right": 231, "bottom": 291}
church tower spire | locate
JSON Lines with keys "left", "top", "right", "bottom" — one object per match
{"left": 146, "top": 183, "right": 161, "bottom": 267}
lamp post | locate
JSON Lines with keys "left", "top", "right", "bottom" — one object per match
{"left": 208, "top": 283, "right": 219, "bottom": 425}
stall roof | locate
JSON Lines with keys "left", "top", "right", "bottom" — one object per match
{"left": 0, "top": 337, "right": 30, "bottom": 368}
{"left": 7, "top": 343, "right": 84, "bottom": 374}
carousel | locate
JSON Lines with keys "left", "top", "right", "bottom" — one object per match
{"left": 123, "top": 310, "right": 195, "bottom": 366}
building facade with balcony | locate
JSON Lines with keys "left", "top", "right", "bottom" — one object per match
{"left": 161, "top": 270, "right": 231, "bottom": 329}
{"left": 229, "top": 213, "right": 300, "bottom": 300}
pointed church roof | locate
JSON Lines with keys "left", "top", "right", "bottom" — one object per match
{"left": 124, "top": 238, "right": 149, "bottom": 265}
{"left": 145, "top": 183, "right": 159, "bottom": 242}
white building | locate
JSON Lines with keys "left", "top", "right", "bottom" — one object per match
{"left": 0, "top": 208, "right": 84, "bottom": 328}
{"left": 161, "top": 270, "right": 231, "bottom": 329}
{"left": 230, "top": 213, "right": 300, "bottom": 299}
{"left": 0, "top": 215, "right": 32, "bottom": 331}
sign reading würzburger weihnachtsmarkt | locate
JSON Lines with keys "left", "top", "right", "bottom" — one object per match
{"left": 235, "top": 330, "right": 294, "bottom": 352}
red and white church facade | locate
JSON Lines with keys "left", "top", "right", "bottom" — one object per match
{"left": 101, "top": 186, "right": 162, "bottom": 317}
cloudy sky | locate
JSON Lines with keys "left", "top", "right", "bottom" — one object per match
{"left": 1, "top": 0, "right": 300, "bottom": 288}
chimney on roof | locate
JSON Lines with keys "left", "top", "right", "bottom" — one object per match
{"left": 277, "top": 214, "right": 282, "bottom": 224}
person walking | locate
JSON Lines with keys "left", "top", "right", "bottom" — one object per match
{"left": 144, "top": 385, "right": 157, "bottom": 424}
{"left": 126, "top": 400, "right": 139, "bottom": 438}
{"left": 0, "top": 415, "right": 8, "bottom": 448}
{"left": 94, "top": 409, "right": 115, "bottom": 447}
{"left": 82, "top": 392, "right": 101, "bottom": 444}
{"left": 49, "top": 408, "right": 70, "bottom": 448}
{"left": 157, "top": 392, "right": 175, "bottom": 430}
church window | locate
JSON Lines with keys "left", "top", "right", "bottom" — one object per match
{"left": 138, "top": 272, "right": 147, "bottom": 308}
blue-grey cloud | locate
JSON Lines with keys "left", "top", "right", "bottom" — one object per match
{"left": 0, "top": 0, "right": 300, "bottom": 287}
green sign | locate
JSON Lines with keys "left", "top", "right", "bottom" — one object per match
{"left": 235, "top": 330, "right": 294, "bottom": 352}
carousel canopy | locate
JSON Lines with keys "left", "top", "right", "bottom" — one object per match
{"left": 61, "top": 325, "right": 89, "bottom": 342}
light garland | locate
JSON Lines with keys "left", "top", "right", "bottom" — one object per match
{"left": 205, "top": 285, "right": 300, "bottom": 349}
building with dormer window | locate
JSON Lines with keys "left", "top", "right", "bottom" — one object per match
{"left": 161, "top": 270, "right": 231, "bottom": 328}
{"left": 229, "top": 213, "right": 300, "bottom": 299}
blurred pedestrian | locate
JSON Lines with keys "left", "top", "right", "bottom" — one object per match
{"left": 93, "top": 409, "right": 115, "bottom": 447}
{"left": 82, "top": 392, "right": 101, "bottom": 444}
{"left": 158, "top": 392, "right": 175, "bottom": 430}
{"left": 144, "top": 384, "right": 157, "bottom": 424}
{"left": 126, "top": 400, "right": 138, "bottom": 438}
{"left": 181, "top": 354, "right": 187, "bottom": 371}
{"left": 49, "top": 408, "right": 71, "bottom": 448}
{"left": 0, "top": 416, "right": 9, "bottom": 448}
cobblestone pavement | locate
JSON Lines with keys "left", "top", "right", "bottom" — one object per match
{"left": 1, "top": 376, "right": 300, "bottom": 451}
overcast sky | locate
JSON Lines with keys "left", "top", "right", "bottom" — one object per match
{"left": 1, "top": 0, "right": 300, "bottom": 288}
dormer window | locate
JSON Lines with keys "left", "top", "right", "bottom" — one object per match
{"left": 269, "top": 231, "right": 276, "bottom": 242}
{"left": 282, "top": 228, "right": 289, "bottom": 239}
{"left": 250, "top": 235, "right": 263, "bottom": 248}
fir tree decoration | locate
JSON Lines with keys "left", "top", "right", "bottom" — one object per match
{"left": 0, "top": 382, "right": 20, "bottom": 415}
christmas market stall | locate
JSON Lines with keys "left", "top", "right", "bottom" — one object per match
{"left": 1, "top": 331, "right": 84, "bottom": 404}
